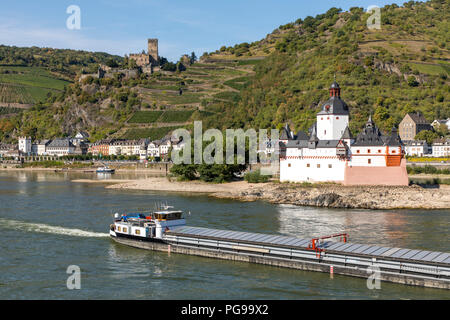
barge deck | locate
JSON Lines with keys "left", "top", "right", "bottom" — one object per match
{"left": 111, "top": 225, "right": 450, "bottom": 290}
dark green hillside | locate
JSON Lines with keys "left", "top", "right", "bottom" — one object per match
{"left": 0, "top": 46, "right": 123, "bottom": 107}
{"left": 202, "top": 0, "right": 449, "bottom": 135}
{"left": 0, "top": 46, "right": 123, "bottom": 77}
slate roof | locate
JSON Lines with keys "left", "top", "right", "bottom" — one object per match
{"left": 47, "top": 139, "right": 75, "bottom": 148}
{"left": 330, "top": 81, "right": 340, "bottom": 89}
{"left": 280, "top": 124, "right": 293, "bottom": 140}
{"left": 317, "top": 96, "right": 349, "bottom": 116}
{"left": 341, "top": 126, "right": 353, "bottom": 140}
{"left": 0, "top": 144, "right": 14, "bottom": 151}
{"left": 286, "top": 139, "right": 341, "bottom": 149}
{"left": 308, "top": 124, "right": 319, "bottom": 143}
{"left": 352, "top": 116, "right": 385, "bottom": 147}
{"left": 295, "top": 130, "right": 309, "bottom": 141}
{"left": 286, "top": 140, "right": 308, "bottom": 148}
{"left": 35, "top": 139, "right": 51, "bottom": 146}
{"left": 404, "top": 140, "right": 427, "bottom": 146}
{"left": 433, "top": 138, "right": 450, "bottom": 145}
{"left": 384, "top": 127, "right": 403, "bottom": 147}
{"left": 407, "top": 112, "right": 429, "bottom": 124}
{"left": 316, "top": 140, "right": 341, "bottom": 148}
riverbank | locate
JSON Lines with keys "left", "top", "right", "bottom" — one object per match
{"left": 106, "top": 177, "right": 450, "bottom": 209}
{"left": 0, "top": 167, "right": 168, "bottom": 174}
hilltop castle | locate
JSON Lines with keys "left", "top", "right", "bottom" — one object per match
{"left": 279, "top": 81, "right": 408, "bottom": 186}
{"left": 129, "top": 38, "right": 160, "bottom": 73}
{"left": 78, "top": 38, "right": 161, "bottom": 82}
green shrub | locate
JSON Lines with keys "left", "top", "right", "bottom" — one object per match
{"left": 407, "top": 165, "right": 450, "bottom": 175}
{"left": 244, "top": 169, "right": 271, "bottom": 183}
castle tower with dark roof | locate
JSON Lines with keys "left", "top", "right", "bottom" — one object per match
{"left": 316, "top": 80, "right": 350, "bottom": 141}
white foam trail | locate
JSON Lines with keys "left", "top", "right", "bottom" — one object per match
{"left": 0, "top": 218, "right": 109, "bottom": 238}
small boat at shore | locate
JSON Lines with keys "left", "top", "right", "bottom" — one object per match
{"left": 96, "top": 166, "right": 115, "bottom": 174}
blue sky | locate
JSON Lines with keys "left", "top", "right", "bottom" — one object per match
{"left": 0, "top": 0, "right": 412, "bottom": 61}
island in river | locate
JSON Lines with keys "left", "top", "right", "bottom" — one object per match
{"left": 97, "top": 177, "right": 450, "bottom": 210}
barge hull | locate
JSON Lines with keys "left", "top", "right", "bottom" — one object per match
{"left": 111, "top": 236, "right": 450, "bottom": 290}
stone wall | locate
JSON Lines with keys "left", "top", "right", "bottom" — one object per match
{"left": 344, "top": 158, "right": 409, "bottom": 186}
{"left": 147, "top": 38, "right": 159, "bottom": 63}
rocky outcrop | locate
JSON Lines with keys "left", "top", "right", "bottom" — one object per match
{"left": 106, "top": 176, "right": 450, "bottom": 210}
{"left": 373, "top": 59, "right": 426, "bottom": 84}
{"left": 214, "top": 183, "right": 450, "bottom": 210}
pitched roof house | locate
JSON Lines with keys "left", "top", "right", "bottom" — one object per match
{"left": 399, "top": 112, "right": 432, "bottom": 142}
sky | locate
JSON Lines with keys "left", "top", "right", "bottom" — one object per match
{"left": 0, "top": 0, "right": 416, "bottom": 61}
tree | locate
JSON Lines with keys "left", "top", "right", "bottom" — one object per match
{"left": 407, "top": 76, "right": 419, "bottom": 87}
{"left": 176, "top": 62, "right": 186, "bottom": 72}
{"left": 170, "top": 164, "right": 197, "bottom": 180}
{"left": 190, "top": 52, "right": 197, "bottom": 64}
{"left": 105, "top": 58, "right": 119, "bottom": 68}
{"left": 169, "top": 137, "right": 247, "bottom": 183}
{"left": 128, "top": 58, "right": 137, "bottom": 69}
{"left": 162, "top": 62, "right": 176, "bottom": 72}
{"left": 435, "top": 123, "right": 448, "bottom": 137}
{"left": 415, "top": 130, "right": 439, "bottom": 144}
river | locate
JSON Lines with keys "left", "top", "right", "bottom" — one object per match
{"left": 0, "top": 171, "right": 448, "bottom": 299}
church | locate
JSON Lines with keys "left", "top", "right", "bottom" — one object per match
{"left": 279, "top": 81, "right": 408, "bottom": 186}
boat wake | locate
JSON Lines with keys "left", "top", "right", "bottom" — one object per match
{"left": 0, "top": 218, "right": 109, "bottom": 238}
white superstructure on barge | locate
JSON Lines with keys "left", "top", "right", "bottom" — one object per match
{"left": 110, "top": 206, "right": 185, "bottom": 241}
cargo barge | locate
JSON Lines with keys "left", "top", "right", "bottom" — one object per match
{"left": 109, "top": 207, "right": 450, "bottom": 290}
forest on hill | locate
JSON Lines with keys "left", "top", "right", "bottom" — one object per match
{"left": 201, "top": 0, "right": 449, "bottom": 135}
{"left": 0, "top": 0, "right": 448, "bottom": 143}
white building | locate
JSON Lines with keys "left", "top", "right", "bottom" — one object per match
{"left": 31, "top": 140, "right": 52, "bottom": 156}
{"left": 349, "top": 119, "right": 403, "bottom": 167}
{"left": 159, "top": 138, "right": 172, "bottom": 155}
{"left": 316, "top": 81, "right": 349, "bottom": 141}
{"left": 0, "top": 144, "right": 16, "bottom": 158}
{"left": 431, "top": 119, "right": 450, "bottom": 131}
{"left": 432, "top": 138, "right": 450, "bottom": 157}
{"left": 404, "top": 140, "right": 430, "bottom": 157}
{"left": 18, "top": 137, "right": 32, "bottom": 155}
{"left": 109, "top": 139, "right": 148, "bottom": 157}
{"left": 46, "top": 139, "right": 76, "bottom": 157}
{"left": 280, "top": 81, "right": 408, "bottom": 186}
{"left": 72, "top": 132, "right": 89, "bottom": 146}
{"left": 147, "top": 141, "right": 161, "bottom": 158}
{"left": 280, "top": 81, "right": 352, "bottom": 183}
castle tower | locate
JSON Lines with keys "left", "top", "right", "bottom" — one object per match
{"left": 316, "top": 80, "right": 349, "bottom": 141}
{"left": 147, "top": 39, "right": 159, "bottom": 64}
{"left": 18, "top": 136, "right": 32, "bottom": 155}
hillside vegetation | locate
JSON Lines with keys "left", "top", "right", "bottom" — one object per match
{"left": 0, "top": 0, "right": 448, "bottom": 142}
{"left": 201, "top": 0, "right": 449, "bottom": 134}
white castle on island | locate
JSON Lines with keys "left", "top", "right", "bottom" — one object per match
{"left": 279, "top": 80, "right": 408, "bottom": 186}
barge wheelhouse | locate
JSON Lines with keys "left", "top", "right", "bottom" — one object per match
{"left": 110, "top": 207, "right": 186, "bottom": 241}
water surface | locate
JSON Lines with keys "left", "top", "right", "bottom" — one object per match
{"left": 0, "top": 171, "right": 448, "bottom": 299}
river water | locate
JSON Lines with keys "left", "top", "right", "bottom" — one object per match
{"left": 0, "top": 171, "right": 448, "bottom": 299}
